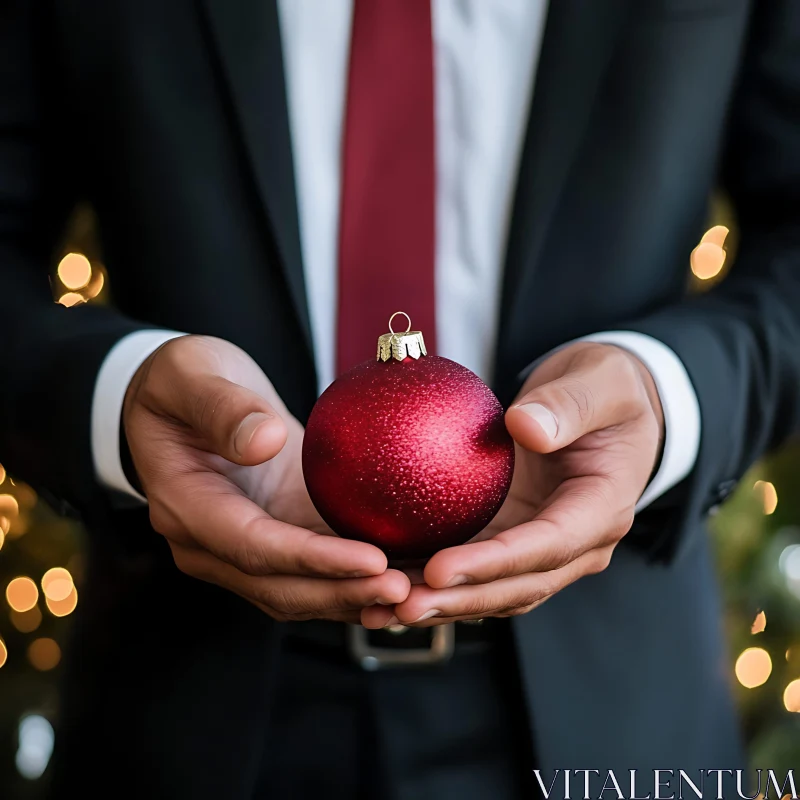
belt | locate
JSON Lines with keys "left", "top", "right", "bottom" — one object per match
{"left": 283, "top": 619, "right": 499, "bottom": 671}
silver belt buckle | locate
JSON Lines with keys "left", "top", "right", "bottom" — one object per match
{"left": 347, "top": 624, "right": 455, "bottom": 670}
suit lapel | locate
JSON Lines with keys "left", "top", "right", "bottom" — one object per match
{"left": 497, "top": 0, "right": 633, "bottom": 366}
{"left": 196, "top": 0, "right": 313, "bottom": 357}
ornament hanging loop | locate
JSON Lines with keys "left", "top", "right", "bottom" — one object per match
{"left": 377, "top": 311, "right": 427, "bottom": 362}
{"left": 388, "top": 311, "right": 412, "bottom": 335}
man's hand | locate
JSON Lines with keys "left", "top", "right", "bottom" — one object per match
{"left": 362, "top": 342, "right": 663, "bottom": 628}
{"left": 124, "top": 335, "right": 410, "bottom": 622}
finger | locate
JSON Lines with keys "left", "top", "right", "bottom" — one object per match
{"left": 175, "top": 546, "right": 411, "bottom": 619}
{"left": 145, "top": 343, "right": 287, "bottom": 466}
{"left": 261, "top": 571, "right": 410, "bottom": 614}
{"left": 395, "top": 613, "right": 487, "bottom": 628}
{"left": 423, "top": 475, "right": 630, "bottom": 588}
{"left": 239, "top": 593, "right": 364, "bottom": 625}
{"left": 361, "top": 604, "right": 399, "bottom": 629}
{"left": 505, "top": 344, "right": 647, "bottom": 454}
{"left": 179, "top": 374, "right": 287, "bottom": 466}
{"left": 152, "top": 471, "right": 390, "bottom": 578}
{"left": 395, "top": 548, "right": 608, "bottom": 626}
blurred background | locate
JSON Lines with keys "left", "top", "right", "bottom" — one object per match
{"left": 0, "top": 200, "right": 798, "bottom": 797}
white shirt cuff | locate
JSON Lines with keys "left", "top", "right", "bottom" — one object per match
{"left": 91, "top": 330, "right": 186, "bottom": 502}
{"left": 577, "top": 331, "right": 702, "bottom": 512}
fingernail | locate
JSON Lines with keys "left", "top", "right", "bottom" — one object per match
{"left": 445, "top": 574, "right": 469, "bottom": 587}
{"left": 517, "top": 403, "right": 558, "bottom": 440}
{"left": 234, "top": 412, "right": 271, "bottom": 456}
{"left": 382, "top": 616, "right": 400, "bottom": 628}
{"left": 412, "top": 609, "right": 441, "bottom": 623}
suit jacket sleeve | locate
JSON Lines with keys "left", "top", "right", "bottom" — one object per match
{"left": 624, "top": 0, "right": 800, "bottom": 562}
{"left": 0, "top": 2, "right": 148, "bottom": 517}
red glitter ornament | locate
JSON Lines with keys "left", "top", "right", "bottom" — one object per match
{"left": 302, "top": 313, "right": 514, "bottom": 561}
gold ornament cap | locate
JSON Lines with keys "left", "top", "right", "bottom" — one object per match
{"left": 377, "top": 312, "right": 428, "bottom": 362}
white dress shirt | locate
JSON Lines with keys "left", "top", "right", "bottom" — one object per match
{"left": 92, "top": 0, "right": 701, "bottom": 510}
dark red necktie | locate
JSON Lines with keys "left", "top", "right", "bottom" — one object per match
{"left": 336, "top": 0, "right": 436, "bottom": 375}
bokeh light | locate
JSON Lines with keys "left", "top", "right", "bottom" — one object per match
{"left": 779, "top": 545, "right": 800, "bottom": 600}
{"left": 735, "top": 647, "right": 773, "bottom": 689}
{"left": 10, "top": 607, "right": 42, "bottom": 634}
{"left": 690, "top": 226, "right": 729, "bottom": 280}
{"left": 41, "top": 568, "right": 74, "bottom": 602}
{"left": 0, "top": 494, "right": 19, "bottom": 518}
{"left": 779, "top": 544, "right": 800, "bottom": 576}
{"left": 690, "top": 242, "right": 726, "bottom": 280}
{"left": 15, "top": 715, "right": 54, "bottom": 780}
{"left": 57, "top": 252, "right": 92, "bottom": 290}
{"left": 0, "top": 639, "right": 7, "bottom": 669}
{"left": 27, "top": 639, "right": 61, "bottom": 672}
{"left": 85, "top": 267, "right": 105, "bottom": 299}
{"left": 751, "top": 610, "right": 767, "bottom": 634}
{"left": 6, "top": 577, "right": 39, "bottom": 613}
{"left": 0, "top": 463, "right": 5, "bottom": 484}
{"left": 46, "top": 586, "right": 77, "bottom": 618}
{"left": 754, "top": 480, "right": 778, "bottom": 515}
{"left": 57, "top": 292, "right": 87, "bottom": 308}
{"left": 784, "top": 679, "right": 800, "bottom": 713}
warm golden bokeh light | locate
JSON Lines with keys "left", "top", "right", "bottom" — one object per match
{"left": 690, "top": 225, "right": 729, "bottom": 281}
{"left": 11, "top": 606, "right": 42, "bottom": 633}
{"left": 58, "top": 292, "right": 87, "bottom": 308}
{"left": 6, "top": 577, "right": 39, "bottom": 613}
{"left": 0, "top": 530, "right": 4, "bottom": 552}
{"left": 699, "top": 225, "right": 729, "bottom": 247}
{"left": 754, "top": 480, "right": 778, "bottom": 515}
{"left": 0, "top": 463, "right": 5, "bottom": 484}
{"left": 690, "top": 242, "right": 726, "bottom": 280}
{"left": 46, "top": 586, "right": 78, "bottom": 618}
{"left": 751, "top": 610, "right": 767, "bottom": 634}
{"left": 45, "top": 579, "right": 73, "bottom": 602}
{"left": 85, "top": 267, "right": 105, "bottom": 299}
{"left": 27, "top": 638, "right": 61, "bottom": 671}
{"left": 57, "top": 252, "right": 92, "bottom": 290}
{"left": 0, "top": 494, "right": 19, "bottom": 518}
{"left": 735, "top": 647, "right": 773, "bottom": 689}
{"left": 783, "top": 679, "right": 800, "bottom": 713}
{"left": 41, "top": 567, "right": 74, "bottom": 601}
{"left": 0, "top": 639, "right": 7, "bottom": 669}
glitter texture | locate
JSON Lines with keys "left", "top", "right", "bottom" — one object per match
{"left": 302, "top": 356, "right": 514, "bottom": 560}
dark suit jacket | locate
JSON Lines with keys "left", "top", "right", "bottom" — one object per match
{"left": 2, "top": 0, "right": 800, "bottom": 795}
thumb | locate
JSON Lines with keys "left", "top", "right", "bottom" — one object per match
{"left": 172, "top": 373, "right": 288, "bottom": 466}
{"left": 505, "top": 347, "right": 643, "bottom": 453}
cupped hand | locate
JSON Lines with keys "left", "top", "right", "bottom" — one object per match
{"left": 124, "top": 335, "right": 410, "bottom": 623}
{"left": 362, "top": 342, "right": 663, "bottom": 628}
